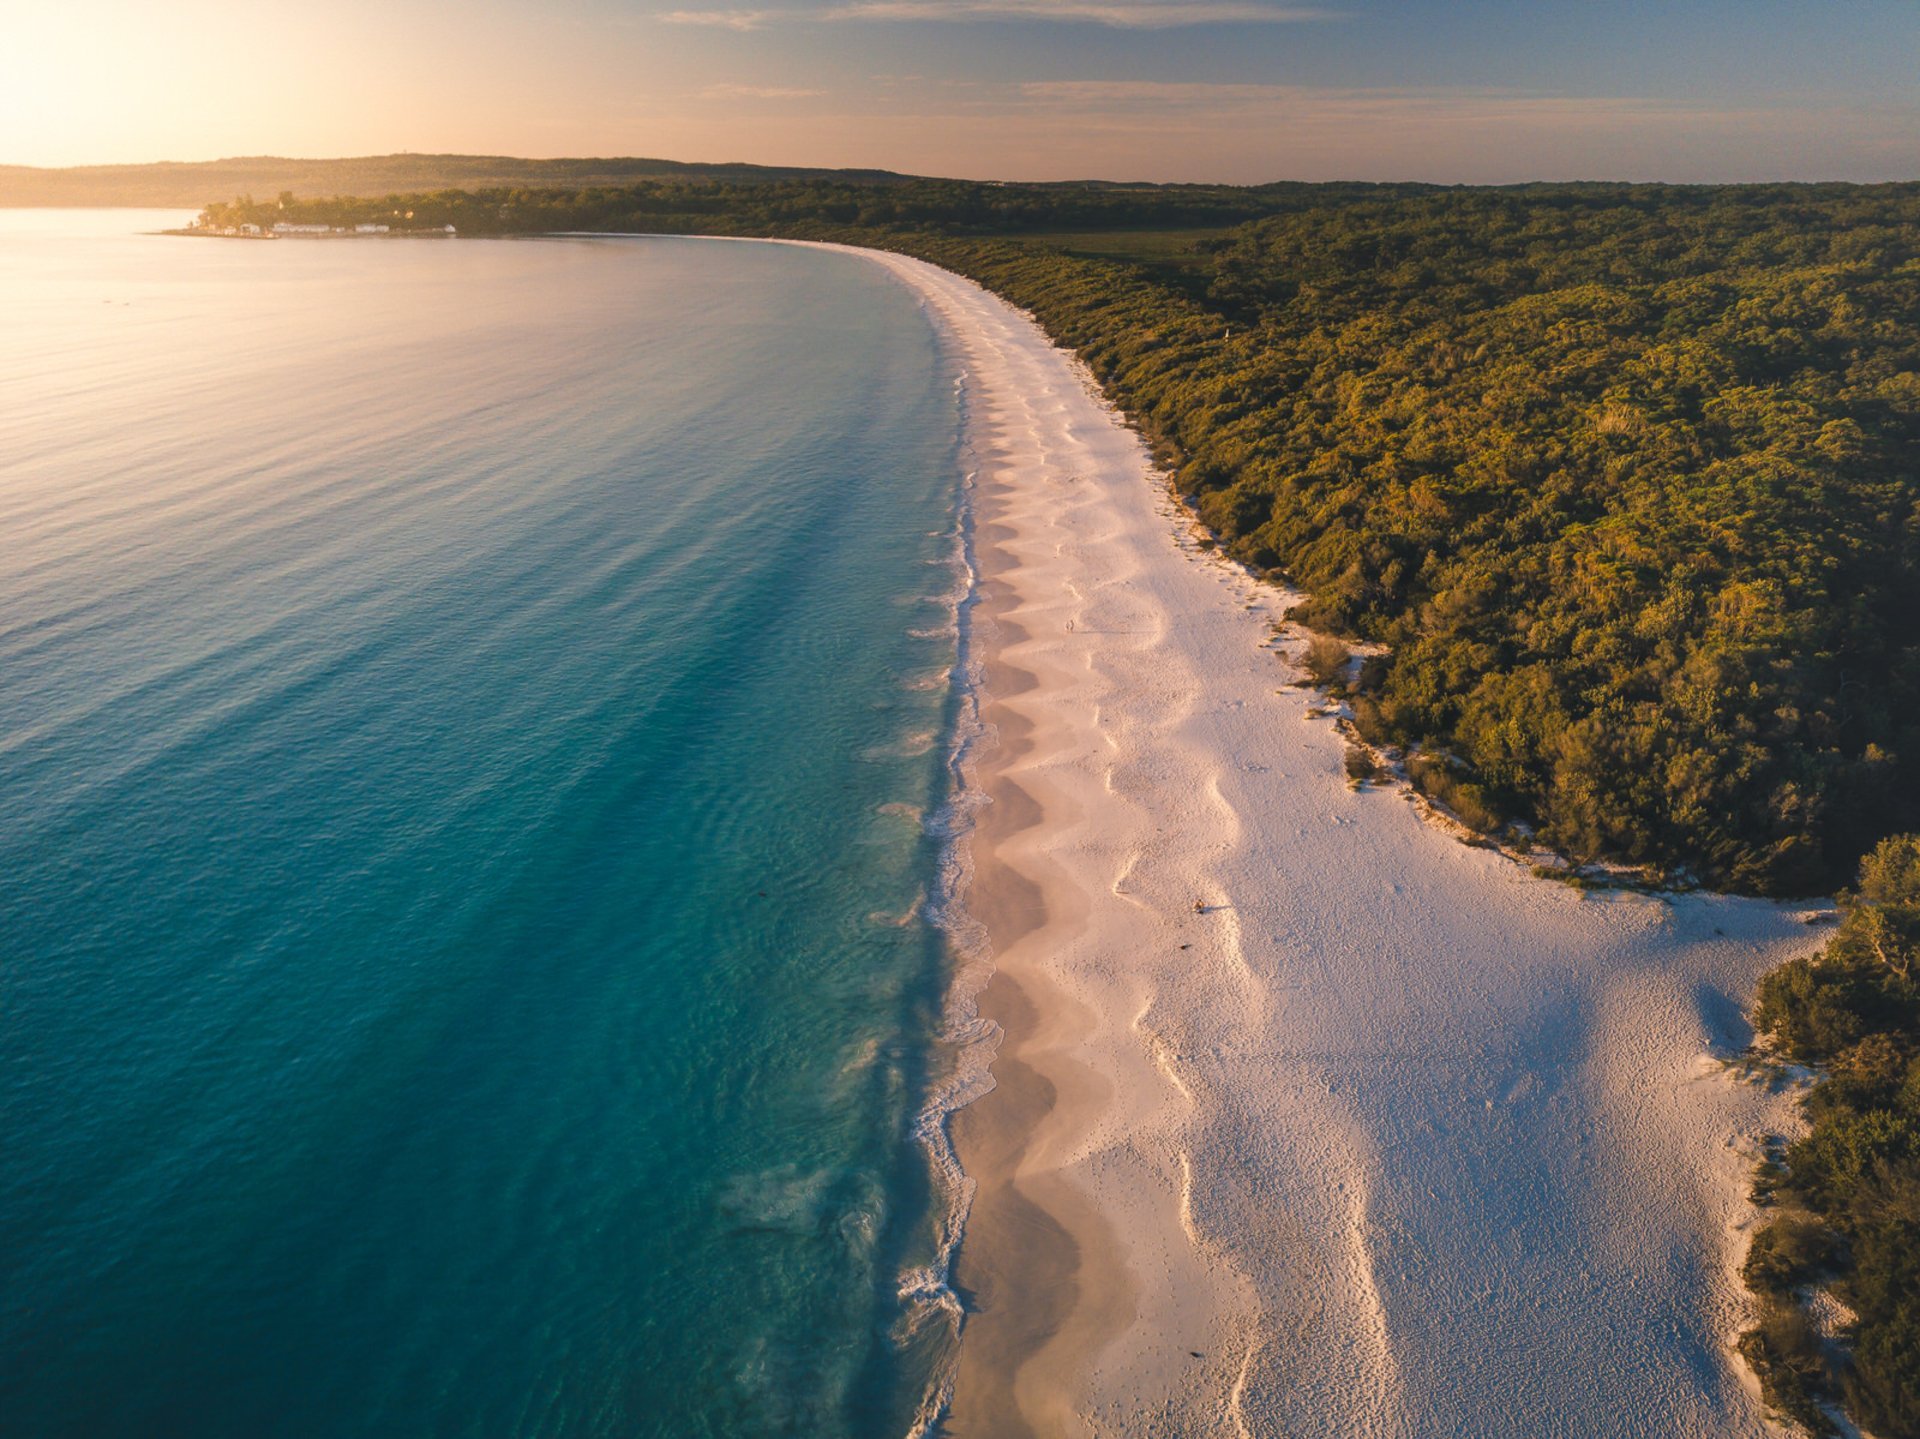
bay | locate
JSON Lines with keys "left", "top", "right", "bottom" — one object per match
{"left": 0, "top": 213, "right": 969, "bottom": 1438}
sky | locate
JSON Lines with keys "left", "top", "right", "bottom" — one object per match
{"left": 4, "top": 0, "right": 1918, "bottom": 182}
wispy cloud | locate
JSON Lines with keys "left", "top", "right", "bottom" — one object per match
{"left": 828, "top": 0, "right": 1335, "bottom": 24}
{"left": 700, "top": 82, "right": 829, "bottom": 98}
{"left": 657, "top": 9, "right": 780, "bottom": 28}
{"left": 659, "top": 0, "right": 1335, "bottom": 29}
{"left": 1018, "top": 79, "right": 1308, "bottom": 103}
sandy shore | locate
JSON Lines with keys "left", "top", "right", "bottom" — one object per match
{"left": 825, "top": 242, "right": 1827, "bottom": 1438}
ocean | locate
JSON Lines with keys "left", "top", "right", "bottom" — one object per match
{"left": 0, "top": 212, "right": 979, "bottom": 1437}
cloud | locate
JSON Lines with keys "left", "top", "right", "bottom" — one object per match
{"left": 1018, "top": 79, "right": 1310, "bottom": 103}
{"left": 700, "top": 83, "right": 829, "bottom": 98}
{"left": 657, "top": 9, "right": 779, "bottom": 28}
{"left": 827, "top": 0, "right": 1335, "bottom": 23}
{"left": 658, "top": 0, "right": 1335, "bottom": 29}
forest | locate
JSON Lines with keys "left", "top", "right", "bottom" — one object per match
{"left": 197, "top": 172, "right": 1920, "bottom": 1437}
{"left": 192, "top": 176, "right": 1417, "bottom": 240}
{"left": 1746, "top": 836, "right": 1920, "bottom": 1436}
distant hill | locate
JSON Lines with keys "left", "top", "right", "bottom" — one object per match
{"left": 0, "top": 153, "right": 920, "bottom": 207}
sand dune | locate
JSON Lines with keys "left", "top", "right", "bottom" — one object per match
{"left": 829, "top": 243, "right": 1825, "bottom": 1438}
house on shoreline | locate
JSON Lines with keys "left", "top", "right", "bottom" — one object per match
{"left": 180, "top": 220, "right": 458, "bottom": 239}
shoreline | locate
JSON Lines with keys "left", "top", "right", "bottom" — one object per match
{"left": 941, "top": 479, "right": 1150, "bottom": 1436}
{"left": 827, "top": 239, "right": 1834, "bottom": 1438}
{"left": 834, "top": 238, "right": 1250, "bottom": 1432}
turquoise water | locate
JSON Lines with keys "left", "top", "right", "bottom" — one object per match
{"left": 0, "top": 214, "right": 975, "bottom": 1437}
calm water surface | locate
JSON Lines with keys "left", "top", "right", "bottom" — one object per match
{"left": 0, "top": 212, "right": 971, "bottom": 1437}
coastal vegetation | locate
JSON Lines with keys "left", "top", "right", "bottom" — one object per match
{"left": 1745, "top": 834, "right": 1920, "bottom": 1437}
{"left": 944, "top": 189, "right": 1920, "bottom": 900}
{"left": 191, "top": 177, "right": 1371, "bottom": 243}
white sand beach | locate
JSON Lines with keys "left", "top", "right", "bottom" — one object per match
{"left": 831, "top": 242, "right": 1826, "bottom": 1438}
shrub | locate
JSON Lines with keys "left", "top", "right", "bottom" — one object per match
{"left": 1739, "top": 1301, "right": 1836, "bottom": 1437}
{"left": 1743, "top": 1213, "right": 1841, "bottom": 1295}
{"left": 1755, "top": 954, "right": 1910, "bottom": 1064}
{"left": 1301, "top": 633, "right": 1351, "bottom": 688}
{"left": 1343, "top": 745, "right": 1380, "bottom": 786}
{"left": 1407, "top": 752, "right": 1502, "bottom": 833}
{"left": 1350, "top": 695, "right": 1390, "bottom": 745}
